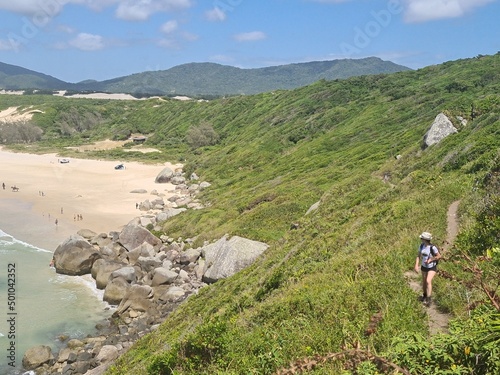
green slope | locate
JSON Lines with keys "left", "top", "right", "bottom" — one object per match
{"left": 2, "top": 53, "right": 499, "bottom": 374}
{"left": 103, "top": 54, "right": 499, "bottom": 374}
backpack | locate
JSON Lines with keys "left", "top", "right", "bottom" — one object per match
{"left": 420, "top": 243, "right": 439, "bottom": 266}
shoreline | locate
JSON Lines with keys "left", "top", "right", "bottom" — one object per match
{"left": 0, "top": 148, "right": 182, "bottom": 250}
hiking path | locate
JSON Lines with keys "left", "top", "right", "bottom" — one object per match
{"left": 404, "top": 200, "right": 460, "bottom": 335}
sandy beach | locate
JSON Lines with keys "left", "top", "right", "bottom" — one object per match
{"left": 0, "top": 147, "right": 182, "bottom": 250}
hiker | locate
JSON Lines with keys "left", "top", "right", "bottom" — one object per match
{"left": 414, "top": 231, "right": 441, "bottom": 306}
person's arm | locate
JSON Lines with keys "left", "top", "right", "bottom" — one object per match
{"left": 414, "top": 255, "right": 420, "bottom": 272}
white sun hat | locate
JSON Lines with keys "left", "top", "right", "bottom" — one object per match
{"left": 419, "top": 232, "right": 432, "bottom": 241}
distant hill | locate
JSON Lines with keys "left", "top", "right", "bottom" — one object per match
{"left": 0, "top": 57, "right": 410, "bottom": 97}
{"left": 77, "top": 57, "right": 411, "bottom": 97}
{"left": 0, "top": 61, "right": 69, "bottom": 91}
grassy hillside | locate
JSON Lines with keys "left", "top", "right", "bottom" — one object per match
{"left": 2, "top": 53, "right": 499, "bottom": 374}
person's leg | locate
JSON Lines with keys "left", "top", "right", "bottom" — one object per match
{"left": 421, "top": 270, "right": 428, "bottom": 300}
{"left": 423, "top": 270, "right": 436, "bottom": 305}
{"left": 425, "top": 270, "right": 436, "bottom": 298}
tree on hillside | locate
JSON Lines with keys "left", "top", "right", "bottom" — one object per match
{"left": 186, "top": 122, "right": 220, "bottom": 149}
{"left": 0, "top": 120, "right": 43, "bottom": 144}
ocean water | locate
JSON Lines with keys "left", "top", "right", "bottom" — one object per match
{"left": 0, "top": 229, "right": 112, "bottom": 374}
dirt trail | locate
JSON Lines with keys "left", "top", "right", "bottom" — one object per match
{"left": 404, "top": 200, "right": 460, "bottom": 335}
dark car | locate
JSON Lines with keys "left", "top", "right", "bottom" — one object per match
{"left": 115, "top": 163, "right": 125, "bottom": 170}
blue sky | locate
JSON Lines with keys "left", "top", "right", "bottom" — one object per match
{"left": 0, "top": 0, "right": 499, "bottom": 83}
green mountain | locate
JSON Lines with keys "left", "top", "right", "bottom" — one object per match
{"left": 79, "top": 57, "right": 411, "bottom": 96}
{"left": 2, "top": 53, "right": 499, "bottom": 374}
{"left": 0, "top": 57, "right": 410, "bottom": 97}
{"left": 0, "top": 61, "right": 69, "bottom": 90}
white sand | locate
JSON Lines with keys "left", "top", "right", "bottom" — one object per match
{"left": 0, "top": 147, "right": 182, "bottom": 249}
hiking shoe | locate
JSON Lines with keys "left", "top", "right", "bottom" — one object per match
{"left": 418, "top": 295, "right": 426, "bottom": 302}
{"left": 424, "top": 297, "right": 432, "bottom": 307}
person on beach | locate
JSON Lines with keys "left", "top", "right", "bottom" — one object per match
{"left": 414, "top": 231, "right": 441, "bottom": 306}
{"left": 2, "top": 182, "right": 5, "bottom": 190}
{"left": 55, "top": 218, "right": 58, "bottom": 226}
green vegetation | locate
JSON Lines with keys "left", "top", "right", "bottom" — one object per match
{"left": 1, "top": 53, "right": 499, "bottom": 374}
{"left": 1, "top": 57, "right": 410, "bottom": 97}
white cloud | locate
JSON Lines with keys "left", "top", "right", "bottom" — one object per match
{"left": 69, "top": 32, "right": 104, "bottom": 50}
{"left": 205, "top": 7, "right": 226, "bottom": 22}
{"left": 161, "top": 20, "right": 178, "bottom": 34}
{"left": 0, "top": 0, "right": 193, "bottom": 20}
{"left": 115, "top": 0, "right": 192, "bottom": 21}
{"left": 403, "top": 0, "right": 495, "bottom": 22}
{"left": 233, "top": 31, "right": 267, "bottom": 42}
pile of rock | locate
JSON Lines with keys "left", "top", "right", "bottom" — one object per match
{"left": 24, "top": 220, "right": 268, "bottom": 374}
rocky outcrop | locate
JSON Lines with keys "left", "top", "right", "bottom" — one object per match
{"left": 423, "top": 113, "right": 458, "bottom": 148}
{"left": 53, "top": 235, "right": 100, "bottom": 276}
{"left": 154, "top": 167, "right": 173, "bottom": 183}
{"left": 25, "top": 167, "right": 259, "bottom": 375}
{"left": 202, "top": 235, "right": 269, "bottom": 283}
{"left": 22, "top": 345, "right": 54, "bottom": 370}
{"left": 118, "top": 219, "right": 162, "bottom": 251}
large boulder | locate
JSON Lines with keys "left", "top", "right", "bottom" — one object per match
{"left": 151, "top": 267, "right": 178, "bottom": 286}
{"left": 180, "top": 248, "right": 202, "bottom": 265}
{"left": 156, "top": 208, "right": 187, "bottom": 223}
{"left": 95, "top": 345, "right": 119, "bottom": 364}
{"left": 202, "top": 235, "right": 269, "bottom": 283}
{"left": 103, "top": 276, "right": 130, "bottom": 305}
{"left": 118, "top": 219, "right": 162, "bottom": 252}
{"left": 423, "top": 113, "right": 458, "bottom": 148}
{"left": 53, "top": 235, "right": 100, "bottom": 276}
{"left": 155, "top": 167, "right": 173, "bottom": 183}
{"left": 115, "top": 284, "right": 154, "bottom": 314}
{"left": 91, "top": 259, "right": 125, "bottom": 289}
{"left": 22, "top": 345, "right": 54, "bottom": 370}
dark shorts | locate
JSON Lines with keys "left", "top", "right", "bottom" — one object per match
{"left": 421, "top": 265, "right": 437, "bottom": 273}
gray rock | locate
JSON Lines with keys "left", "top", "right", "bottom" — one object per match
{"left": 158, "top": 286, "right": 186, "bottom": 303}
{"left": 95, "top": 345, "right": 119, "bottom": 364}
{"left": 202, "top": 235, "right": 269, "bottom": 283}
{"left": 306, "top": 200, "right": 320, "bottom": 215}
{"left": 171, "top": 176, "right": 186, "bottom": 185}
{"left": 151, "top": 267, "right": 178, "bottom": 286}
{"left": 155, "top": 167, "right": 174, "bottom": 183}
{"left": 139, "top": 200, "right": 152, "bottom": 211}
{"left": 423, "top": 113, "right": 457, "bottom": 148}
{"left": 116, "top": 284, "right": 154, "bottom": 314}
{"left": 137, "top": 256, "right": 163, "bottom": 273}
{"left": 199, "top": 181, "right": 211, "bottom": 190}
{"left": 156, "top": 208, "right": 187, "bottom": 223}
{"left": 130, "top": 189, "right": 148, "bottom": 194}
{"left": 22, "top": 345, "right": 54, "bottom": 370}
{"left": 180, "top": 248, "right": 201, "bottom": 265}
{"left": 92, "top": 259, "right": 124, "bottom": 289}
{"left": 77, "top": 228, "right": 97, "bottom": 239}
{"left": 111, "top": 266, "right": 136, "bottom": 283}
{"left": 53, "top": 235, "right": 100, "bottom": 276}
{"left": 103, "top": 276, "right": 130, "bottom": 305}
{"left": 119, "top": 219, "right": 162, "bottom": 252}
